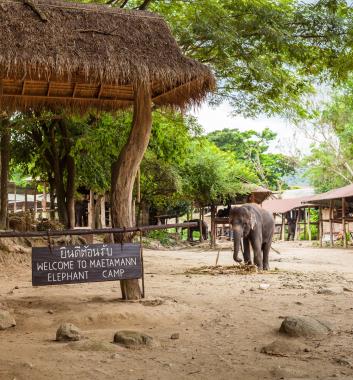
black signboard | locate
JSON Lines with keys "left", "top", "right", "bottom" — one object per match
{"left": 32, "top": 243, "right": 142, "bottom": 286}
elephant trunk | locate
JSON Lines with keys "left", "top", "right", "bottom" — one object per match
{"left": 232, "top": 227, "right": 243, "bottom": 263}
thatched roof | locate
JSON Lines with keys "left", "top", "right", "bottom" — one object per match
{"left": 0, "top": 0, "right": 215, "bottom": 111}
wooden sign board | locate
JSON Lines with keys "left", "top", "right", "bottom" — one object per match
{"left": 32, "top": 243, "right": 142, "bottom": 286}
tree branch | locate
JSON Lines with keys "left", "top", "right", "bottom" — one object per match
{"left": 137, "top": 0, "right": 152, "bottom": 10}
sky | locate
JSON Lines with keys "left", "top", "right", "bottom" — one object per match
{"left": 193, "top": 102, "right": 313, "bottom": 157}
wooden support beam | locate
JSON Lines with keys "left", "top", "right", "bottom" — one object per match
{"left": 46, "top": 82, "right": 51, "bottom": 97}
{"left": 319, "top": 206, "right": 323, "bottom": 248}
{"left": 307, "top": 208, "right": 311, "bottom": 241}
{"left": 329, "top": 200, "right": 333, "bottom": 247}
{"left": 294, "top": 208, "right": 300, "bottom": 241}
{"left": 211, "top": 204, "right": 216, "bottom": 249}
{"left": 97, "top": 84, "right": 104, "bottom": 99}
{"left": 199, "top": 207, "right": 203, "bottom": 242}
{"left": 21, "top": 81, "right": 27, "bottom": 95}
{"left": 342, "top": 197, "right": 347, "bottom": 248}
{"left": 72, "top": 83, "right": 78, "bottom": 98}
{"left": 281, "top": 214, "right": 285, "bottom": 241}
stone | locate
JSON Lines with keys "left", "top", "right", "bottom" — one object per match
{"left": 170, "top": 333, "right": 180, "bottom": 340}
{"left": 279, "top": 316, "right": 333, "bottom": 337}
{"left": 0, "top": 309, "right": 16, "bottom": 330}
{"left": 113, "top": 330, "right": 154, "bottom": 348}
{"left": 56, "top": 323, "right": 81, "bottom": 341}
{"left": 261, "top": 339, "right": 308, "bottom": 357}
{"left": 259, "top": 283, "right": 270, "bottom": 290}
{"left": 317, "top": 288, "right": 339, "bottom": 295}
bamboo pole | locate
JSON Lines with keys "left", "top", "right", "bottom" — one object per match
{"left": 342, "top": 197, "right": 347, "bottom": 248}
{"left": 329, "top": 200, "right": 333, "bottom": 247}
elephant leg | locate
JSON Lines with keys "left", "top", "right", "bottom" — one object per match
{"left": 262, "top": 242, "right": 271, "bottom": 270}
{"left": 250, "top": 238, "right": 263, "bottom": 270}
{"left": 243, "top": 237, "right": 251, "bottom": 264}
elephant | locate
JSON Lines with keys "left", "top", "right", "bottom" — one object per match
{"left": 229, "top": 204, "right": 274, "bottom": 270}
{"left": 183, "top": 219, "right": 209, "bottom": 241}
{"left": 216, "top": 204, "right": 231, "bottom": 218}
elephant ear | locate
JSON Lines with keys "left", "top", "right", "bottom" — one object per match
{"left": 250, "top": 211, "right": 257, "bottom": 230}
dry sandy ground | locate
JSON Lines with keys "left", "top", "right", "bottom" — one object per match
{"left": 1, "top": 241, "right": 353, "bottom": 380}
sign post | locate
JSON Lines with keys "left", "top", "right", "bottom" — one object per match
{"left": 32, "top": 243, "right": 142, "bottom": 287}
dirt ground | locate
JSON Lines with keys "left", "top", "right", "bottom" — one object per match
{"left": 1, "top": 241, "right": 353, "bottom": 380}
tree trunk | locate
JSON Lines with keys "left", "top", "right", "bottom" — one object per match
{"left": 49, "top": 124, "right": 68, "bottom": 226}
{"left": 66, "top": 155, "right": 75, "bottom": 229}
{"left": 111, "top": 83, "right": 152, "bottom": 300}
{"left": 0, "top": 120, "right": 10, "bottom": 229}
{"left": 48, "top": 176, "right": 56, "bottom": 220}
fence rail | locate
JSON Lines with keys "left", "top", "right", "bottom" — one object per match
{"left": 0, "top": 222, "right": 198, "bottom": 239}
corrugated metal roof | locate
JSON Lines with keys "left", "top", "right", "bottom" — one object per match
{"left": 303, "top": 183, "right": 353, "bottom": 203}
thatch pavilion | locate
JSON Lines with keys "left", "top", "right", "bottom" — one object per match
{"left": 0, "top": 0, "right": 214, "bottom": 110}
{"left": 0, "top": 0, "right": 215, "bottom": 299}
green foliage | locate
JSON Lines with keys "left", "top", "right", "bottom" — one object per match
{"left": 303, "top": 79, "right": 353, "bottom": 192}
{"left": 78, "top": 0, "right": 353, "bottom": 117}
{"left": 207, "top": 128, "right": 296, "bottom": 190}
{"left": 152, "top": 0, "right": 352, "bottom": 117}
{"left": 181, "top": 139, "right": 256, "bottom": 206}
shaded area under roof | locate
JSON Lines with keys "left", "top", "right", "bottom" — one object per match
{"left": 303, "top": 183, "right": 353, "bottom": 204}
{"left": 0, "top": 0, "right": 215, "bottom": 111}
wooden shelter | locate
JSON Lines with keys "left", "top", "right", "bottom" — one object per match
{"left": 0, "top": 0, "right": 215, "bottom": 299}
{"left": 303, "top": 184, "right": 353, "bottom": 248}
{"left": 262, "top": 197, "right": 315, "bottom": 241}
{"left": 0, "top": 0, "right": 214, "bottom": 111}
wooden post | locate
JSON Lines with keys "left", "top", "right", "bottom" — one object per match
{"left": 294, "top": 209, "right": 300, "bottom": 241}
{"left": 100, "top": 196, "right": 106, "bottom": 228}
{"left": 307, "top": 208, "right": 312, "bottom": 241}
{"left": 199, "top": 207, "right": 203, "bottom": 242}
{"left": 319, "top": 206, "right": 323, "bottom": 248}
{"left": 211, "top": 204, "right": 216, "bottom": 248}
{"left": 88, "top": 190, "right": 94, "bottom": 228}
{"left": 13, "top": 182, "right": 17, "bottom": 213}
{"left": 329, "top": 200, "right": 333, "bottom": 247}
{"left": 342, "top": 197, "right": 347, "bottom": 248}
{"left": 0, "top": 119, "right": 10, "bottom": 229}
{"left": 42, "top": 182, "right": 47, "bottom": 212}
{"left": 34, "top": 184, "right": 37, "bottom": 216}
{"left": 24, "top": 188, "right": 28, "bottom": 212}
{"left": 281, "top": 214, "right": 285, "bottom": 241}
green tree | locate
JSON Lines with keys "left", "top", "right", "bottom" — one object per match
{"left": 302, "top": 79, "right": 353, "bottom": 192}
{"left": 207, "top": 128, "right": 296, "bottom": 190}
{"left": 181, "top": 139, "right": 256, "bottom": 207}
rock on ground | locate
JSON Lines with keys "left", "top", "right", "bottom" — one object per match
{"left": 261, "top": 339, "right": 309, "bottom": 357}
{"left": 113, "top": 330, "right": 154, "bottom": 348}
{"left": 56, "top": 323, "right": 81, "bottom": 342}
{"left": 0, "top": 309, "right": 16, "bottom": 330}
{"left": 279, "top": 316, "right": 333, "bottom": 337}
